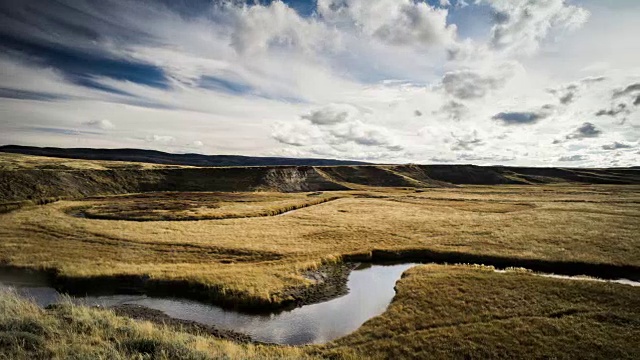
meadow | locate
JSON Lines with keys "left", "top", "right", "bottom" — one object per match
{"left": 0, "top": 154, "right": 639, "bottom": 358}
{"left": 319, "top": 265, "right": 640, "bottom": 359}
{"left": 2, "top": 265, "right": 638, "bottom": 359}
{"left": 0, "top": 184, "right": 638, "bottom": 309}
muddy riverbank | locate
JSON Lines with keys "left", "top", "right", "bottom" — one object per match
{"left": 110, "top": 304, "right": 253, "bottom": 343}
{"left": 1, "top": 247, "right": 639, "bottom": 317}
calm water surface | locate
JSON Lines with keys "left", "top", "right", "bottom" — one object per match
{"left": 0, "top": 263, "right": 416, "bottom": 345}
{"left": 2, "top": 264, "right": 638, "bottom": 345}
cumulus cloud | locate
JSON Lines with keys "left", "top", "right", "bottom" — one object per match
{"left": 595, "top": 104, "right": 629, "bottom": 117}
{"left": 0, "top": 0, "right": 638, "bottom": 167}
{"left": 613, "top": 83, "right": 640, "bottom": 99}
{"left": 451, "top": 130, "right": 484, "bottom": 151}
{"left": 547, "top": 76, "right": 608, "bottom": 106}
{"left": 435, "top": 100, "right": 466, "bottom": 121}
{"left": 301, "top": 104, "right": 358, "bottom": 125}
{"left": 317, "top": 0, "right": 457, "bottom": 48}
{"left": 565, "top": 122, "right": 602, "bottom": 140}
{"left": 457, "top": 153, "right": 515, "bottom": 162}
{"left": 487, "top": 0, "right": 590, "bottom": 55}
{"left": 273, "top": 103, "right": 402, "bottom": 157}
{"left": 82, "top": 119, "right": 115, "bottom": 130}
{"left": 272, "top": 121, "right": 318, "bottom": 147}
{"left": 229, "top": 1, "right": 332, "bottom": 55}
{"left": 146, "top": 135, "right": 176, "bottom": 144}
{"left": 329, "top": 120, "right": 402, "bottom": 150}
{"left": 581, "top": 76, "right": 606, "bottom": 84}
{"left": 559, "top": 154, "right": 587, "bottom": 162}
{"left": 602, "top": 142, "right": 633, "bottom": 151}
{"left": 441, "top": 69, "right": 509, "bottom": 100}
{"left": 558, "top": 92, "right": 575, "bottom": 105}
{"left": 492, "top": 111, "right": 547, "bottom": 125}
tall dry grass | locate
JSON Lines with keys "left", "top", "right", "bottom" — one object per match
{"left": 0, "top": 186, "right": 638, "bottom": 308}
{"left": 319, "top": 265, "right": 640, "bottom": 359}
{"left": 0, "top": 290, "right": 314, "bottom": 360}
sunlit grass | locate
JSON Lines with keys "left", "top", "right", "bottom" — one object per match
{"left": 0, "top": 290, "right": 314, "bottom": 360}
{"left": 319, "top": 265, "right": 640, "bottom": 359}
{"left": 1, "top": 185, "right": 638, "bottom": 308}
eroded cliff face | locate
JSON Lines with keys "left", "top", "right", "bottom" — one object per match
{"left": 260, "top": 167, "right": 349, "bottom": 192}
{"left": 1, "top": 164, "right": 639, "bottom": 204}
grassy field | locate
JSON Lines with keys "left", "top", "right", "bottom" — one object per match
{"left": 319, "top": 265, "right": 640, "bottom": 359}
{"left": 0, "top": 184, "right": 638, "bottom": 309}
{"left": 0, "top": 152, "right": 639, "bottom": 358}
{"left": 0, "top": 152, "right": 189, "bottom": 171}
{"left": 2, "top": 265, "right": 638, "bottom": 359}
{"left": 72, "top": 192, "right": 341, "bottom": 221}
{"left": 0, "top": 290, "right": 312, "bottom": 360}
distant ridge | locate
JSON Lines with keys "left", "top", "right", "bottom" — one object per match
{"left": 0, "top": 145, "right": 369, "bottom": 167}
{"left": 1, "top": 145, "right": 639, "bottom": 204}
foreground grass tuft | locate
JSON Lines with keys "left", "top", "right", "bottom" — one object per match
{"left": 0, "top": 290, "right": 314, "bottom": 360}
{"left": 319, "top": 265, "right": 640, "bottom": 359}
{"left": 2, "top": 266, "right": 639, "bottom": 359}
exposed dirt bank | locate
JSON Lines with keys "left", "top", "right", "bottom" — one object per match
{"left": 3, "top": 163, "right": 639, "bottom": 203}
{"left": 110, "top": 304, "right": 253, "bottom": 343}
{"left": 275, "top": 262, "right": 359, "bottom": 310}
{"left": 344, "top": 249, "right": 640, "bottom": 281}
{"left": 2, "top": 248, "right": 639, "bottom": 317}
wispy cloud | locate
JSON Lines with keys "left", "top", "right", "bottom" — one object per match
{"left": 0, "top": 0, "right": 638, "bottom": 166}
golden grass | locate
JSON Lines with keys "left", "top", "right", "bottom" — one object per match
{"left": 2, "top": 267, "right": 638, "bottom": 359}
{"left": 74, "top": 192, "right": 342, "bottom": 221}
{"left": 0, "top": 153, "right": 190, "bottom": 171}
{"left": 0, "top": 185, "right": 638, "bottom": 308}
{"left": 0, "top": 290, "right": 314, "bottom": 360}
{"left": 318, "top": 265, "right": 640, "bottom": 359}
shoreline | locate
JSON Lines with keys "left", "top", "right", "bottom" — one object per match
{"left": 1, "top": 249, "right": 639, "bottom": 316}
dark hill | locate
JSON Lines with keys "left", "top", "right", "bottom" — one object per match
{"left": 0, "top": 145, "right": 368, "bottom": 167}
{"left": 1, "top": 146, "right": 639, "bottom": 206}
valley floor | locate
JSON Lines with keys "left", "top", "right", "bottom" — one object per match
{"left": 2, "top": 265, "right": 639, "bottom": 359}
{"left": 0, "top": 184, "right": 639, "bottom": 358}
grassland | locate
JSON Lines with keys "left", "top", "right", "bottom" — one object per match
{"left": 0, "top": 153, "right": 639, "bottom": 358}
{"left": 72, "top": 192, "right": 341, "bottom": 221}
{"left": 0, "top": 152, "right": 190, "bottom": 171}
{"left": 1, "top": 184, "right": 638, "bottom": 310}
{"left": 2, "top": 265, "right": 638, "bottom": 359}
{"left": 0, "top": 290, "right": 312, "bottom": 360}
{"left": 319, "top": 265, "right": 640, "bottom": 359}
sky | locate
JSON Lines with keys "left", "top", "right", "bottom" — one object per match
{"left": 0, "top": 0, "right": 638, "bottom": 167}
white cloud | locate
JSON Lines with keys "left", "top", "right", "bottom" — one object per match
{"left": 441, "top": 68, "right": 512, "bottom": 99}
{"left": 318, "top": 0, "right": 457, "bottom": 48}
{"left": 0, "top": 0, "right": 638, "bottom": 167}
{"left": 229, "top": 1, "right": 335, "bottom": 56}
{"left": 82, "top": 119, "right": 115, "bottom": 130}
{"left": 487, "top": 0, "right": 591, "bottom": 56}
{"left": 301, "top": 104, "right": 359, "bottom": 125}
{"left": 146, "top": 135, "right": 176, "bottom": 144}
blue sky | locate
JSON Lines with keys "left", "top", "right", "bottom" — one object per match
{"left": 0, "top": 0, "right": 638, "bottom": 166}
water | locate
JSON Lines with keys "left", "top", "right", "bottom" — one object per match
{"left": 1, "top": 264, "right": 638, "bottom": 345}
{"left": 0, "top": 263, "right": 415, "bottom": 345}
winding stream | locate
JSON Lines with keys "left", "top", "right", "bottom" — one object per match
{"left": 1, "top": 263, "right": 638, "bottom": 345}
{"left": 0, "top": 263, "right": 415, "bottom": 345}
